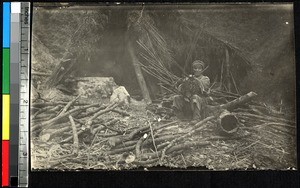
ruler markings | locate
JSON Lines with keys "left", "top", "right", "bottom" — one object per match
{"left": 18, "top": 2, "right": 30, "bottom": 187}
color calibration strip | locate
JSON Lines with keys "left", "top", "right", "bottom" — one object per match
{"left": 18, "top": 2, "right": 31, "bottom": 187}
{"left": 2, "top": 2, "right": 30, "bottom": 187}
{"left": 11, "top": 2, "right": 21, "bottom": 187}
{"left": 2, "top": 2, "right": 11, "bottom": 187}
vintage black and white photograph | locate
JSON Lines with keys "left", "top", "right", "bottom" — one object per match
{"left": 30, "top": 3, "right": 296, "bottom": 170}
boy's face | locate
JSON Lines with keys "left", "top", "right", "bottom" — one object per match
{"left": 193, "top": 64, "right": 203, "bottom": 76}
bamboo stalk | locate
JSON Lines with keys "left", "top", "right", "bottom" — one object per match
{"left": 230, "top": 71, "right": 240, "bottom": 94}
{"left": 139, "top": 52, "right": 180, "bottom": 81}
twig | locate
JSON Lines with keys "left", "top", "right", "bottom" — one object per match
{"left": 32, "top": 103, "right": 102, "bottom": 132}
{"left": 84, "top": 102, "right": 119, "bottom": 130}
{"left": 96, "top": 119, "right": 122, "bottom": 134}
{"left": 238, "top": 113, "right": 294, "bottom": 125}
{"left": 133, "top": 158, "right": 159, "bottom": 166}
{"left": 111, "top": 109, "right": 130, "bottom": 116}
{"left": 268, "top": 124, "right": 295, "bottom": 136}
{"left": 60, "top": 95, "right": 81, "bottom": 115}
{"left": 32, "top": 106, "right": 59, "bottom": 119}
{"left": 136, "top": 4, "right": 145, "bottom": 24}
{"left": 220, "top": 59, "right": 224, "bottom": 84}
{"left": 136, "top": 134, "right": 148, "bottom": 158}
{"left": 60, "top": 129, "right": 84, "bottom": 143}
{"left": 260, "top": 122, "right": 295, "bottom": 129}
{"left": 108, "top": 135, "right": 179, "bottom": 155}
{"left": 76, "top": 106, "right": 106, "bottom": 119}
{"left": 107, "top": 145, "right": 136, "bottom": 155}
{"left": 32, "top": 71, "right": 51, "bottom": 76}
{"left": 181, "top": 154, "right": 187, "bottom": 168}
{"left": 32, "top": 102, "right": 91, "bottom": 107}
{"left": 149, "top": 121, "right": 159, "bottom": 159}
{"left": 68, "top": 115, "right": 79, "bottom": 155}
{"left": 234, "top": 140, "right": 260, "bottom": 154}
{"left": 32, "top": 108, "right": 46, "bottom": 119}
{"left": 87, "top": 128, "right": 101, "bottom": 168}
{"left": 108, "top": 121, "right": 178, "bottom": 147}
{"left": 183, "top": 30, "right": 202, "bottom": 71}
{"left": 230, "top": 71, "right": 240, "bottom": 94}
{"left": 97, "top": 133, "right": 119, "bottom": 138}
{"left": 160, "top": 116, "right": 214, "bottom": 163}
{"left": 141, "top": 141, "right": 212, "bottom": 160}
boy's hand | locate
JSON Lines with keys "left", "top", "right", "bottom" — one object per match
{"left": 207, "top": 88, "right": 211, "bottom": 94}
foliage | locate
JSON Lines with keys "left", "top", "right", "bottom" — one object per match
{"left": 33, "top": 8, "right": 109, "bottom": 60}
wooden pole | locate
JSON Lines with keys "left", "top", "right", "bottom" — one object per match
{"left": 225, "top": 47, "right": 232, "bottom": 92}
{"left": 128, "top": 41, "right": 152, "bottom": 104}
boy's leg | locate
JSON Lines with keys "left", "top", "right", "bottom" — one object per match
{"left": 191, "top": 95, "right": 206, "bottom": 120}
{"left": 172, "top": 95, "right": 185, "bottom": 119}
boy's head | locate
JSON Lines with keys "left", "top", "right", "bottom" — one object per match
{"left": 192, "top": 60, "right": 205, "bottom": 76}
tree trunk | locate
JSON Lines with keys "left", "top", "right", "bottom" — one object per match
{"left": 128, "top": 41, "right": 152, "bottom": 104}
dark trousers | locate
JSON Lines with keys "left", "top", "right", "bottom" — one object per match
{"left": 173, "top": 94, "right": 207, "bottom": 120}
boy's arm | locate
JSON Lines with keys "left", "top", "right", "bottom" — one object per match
{"left": 174, "top": 77, "right": 186, "bottom": 92}
{"left": 202, "top": 76, "right": 210, "bottom": 91}
{"left": 197, "top": 76, "right": 210, "bottom": 93}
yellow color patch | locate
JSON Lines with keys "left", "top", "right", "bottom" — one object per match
{"left": 2, "top": 95, "right": 10, "bottom": 140}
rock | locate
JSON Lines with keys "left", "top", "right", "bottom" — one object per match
{"left": 39, "top": 77, "right": 124, "bottom": 103}
{"left": 110, "top": 86, "right": 130, "bottom": 106}
{"left": 42, "top": 88, "right": 74, "bottom": 102}
{"left": 77, "top": 77, "right": 118, "bottom": 103}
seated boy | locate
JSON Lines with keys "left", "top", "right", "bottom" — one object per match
{"left": 173, "top": 60, "right": 211, "bottom": 121}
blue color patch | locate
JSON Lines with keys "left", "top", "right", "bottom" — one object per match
{"left": 3, "top": 2, "right": 11, "bottom": 48}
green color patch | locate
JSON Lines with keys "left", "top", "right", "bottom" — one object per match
{"left": 3, "top": 48, "right": 10, "bottom": 94}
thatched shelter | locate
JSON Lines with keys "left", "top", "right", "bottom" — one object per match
{"left": 32, "top": 3, "right": 295, "bottom": 107}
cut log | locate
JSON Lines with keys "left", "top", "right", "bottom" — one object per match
{"left": 207, "top": 91, "right": 258, "bottom": 116}
{"left": 220, "top": 91, "right": 257, "bottom": 110}
{"left": 217, "top": 110, "right": 239, "bottom": 136}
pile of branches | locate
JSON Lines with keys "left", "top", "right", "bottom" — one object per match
{"left": 31, "top": 89, "right": 296, "bottom": 170}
